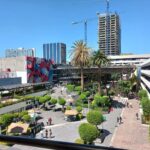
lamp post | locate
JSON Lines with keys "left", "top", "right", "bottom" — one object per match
{"left": 106, "top": 84, "right": 110, "bottom": 96}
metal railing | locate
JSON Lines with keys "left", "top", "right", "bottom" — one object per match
{"left": 0, "top": 135, "right": 126, "bottom": 150}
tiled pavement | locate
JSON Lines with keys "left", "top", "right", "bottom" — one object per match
{"left": 110, "top": 99, "right": 150, "bottom": 150}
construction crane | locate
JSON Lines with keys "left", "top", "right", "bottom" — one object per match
{"left": 72, "top": 17, "right": 97, "bottom": 45}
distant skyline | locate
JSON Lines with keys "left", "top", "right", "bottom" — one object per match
{"left": 0, "top": 0, "right": 150, "bottom": 61}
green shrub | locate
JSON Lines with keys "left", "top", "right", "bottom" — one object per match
{"left": 75, "top": 138, "right": 84, "bottom": 144}
{"left": 87, "top": 110, "right": 103, "bottom": 126}
{"left": 74, "top": 86, "right": 81, "bottom": 91}
{"left": 138, "top": 89, "right": 148, "bottom": 100}
{"left": 0, "top": 114, "right": 14, "bottom": 126}
{"left": 79, "top": 93, "right": 87, "bottom": 103}
{"left": 44, "top": 95, "right": 51, "bottom": 101}
{"left": 39, "top": 97, "right": 47, "bottom": 104}
{"left": 76, "top": 106, "right": 83, "bottom": 113}
{"left": 58, "top": 98, "right": 66, "bottom": 111}
{"left": 85, "top": 91, "right": 91, "bottom": 97}
{"left": 76, "top": 113, "right": 83, "bottom": 120}
{"left": 66, "top": 84, "right": 75, "bottom": 92}
{"left": 19, "top": 111, "right": 28, "bottom": 118}
{"left": 141, "top": 97, "right": 150, "bottom": 119}
{"left": 22, "top": 114, "right": 31, "bottom": 122}
{"left": 66, "top": 106, "right": 71, "bottom": 110}
{"left": 79, "top": 123, "right": 99, "bottom": 144}
{"left": 82, "top": 103, "right": 88, "bottom": 108}
{"left": 75, "top": 99, "right": 82, "bottom": 107}
{"left": 94, "top": 94, "right": 110, "bottom": 107}
{"left": 50, "top": 98, "right": 57, "bottom": 105}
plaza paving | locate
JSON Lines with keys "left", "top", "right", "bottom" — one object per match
{"left": 1, "top": 86, "right": 126, "bottom": 150}
{"left": 111, "top": 99, "right": 150, "bottom": 150}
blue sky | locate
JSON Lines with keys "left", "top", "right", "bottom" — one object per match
{"left": 0, "top": 0, "right": 150, "bottom": 60}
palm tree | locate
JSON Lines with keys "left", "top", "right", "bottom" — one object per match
{"left": 71, "top": 40, "right": 91, "bottom": 91}
{"left": 92, "top": 51, "right": 110, "bottom": 94}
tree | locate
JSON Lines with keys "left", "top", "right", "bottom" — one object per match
{"left": 71, "top": 40, "right": 91, "bottom": 91}
{"left": 87, "top": 110, "right": 103, "bottom": 126}
{"left": 92, "top": 51, "right": 110, "bottom": 94}
{"left": 22, "top": 114, "right": 31, "bottom": 123}
{"left": 79, "top": 123, "right": 99, "bottom": 144}
{"left": 118, "top": 80, "right": 131, "bottom": 97}
{"left": 58, "top": 98, "right": 66, "bottom": 111}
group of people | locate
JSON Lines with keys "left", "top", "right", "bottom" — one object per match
{"left": 40, "top": 129, "right": 52, "bottom": 138}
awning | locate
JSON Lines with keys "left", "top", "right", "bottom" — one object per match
{"left": 64, "top": 110, "right": 78, "bottom": 116}
{"left": 7, "top": 122, "right": 29, "bottom": 134}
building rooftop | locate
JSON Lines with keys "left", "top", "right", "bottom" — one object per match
{"left": 109, "top": 54, "right": 150, "bottom": 59}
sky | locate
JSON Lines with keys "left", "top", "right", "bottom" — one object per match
{"left": 0, "top": 0, "right": 150, "bottom": 61}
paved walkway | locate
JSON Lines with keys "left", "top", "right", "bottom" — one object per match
{"left": 110, "top": 99, "right": 150, "bottom": 150}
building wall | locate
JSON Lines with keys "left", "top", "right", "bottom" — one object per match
{"left": 0, "top": 56, "right": 53, "bottom": 84}
{"left": 98, "top": 13, "right": 121, "bottom": 55}
{"left": 0, "top": 56, "right": 26, "bottom": 72}
{"left": 109, "top": 54, "right": 150, "bottom": 66}
{"left": 43, "top": 43, "right": 66, "bottom": 64}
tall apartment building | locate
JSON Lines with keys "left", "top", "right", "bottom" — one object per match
{"left": 98, "top": 13, "right": 121, "bottom": 55}
{"left": 43, "top": 43, "right": 66, "bottom": 64}
{"left": 5, "top": 47, "right": 35, "bottom": 58}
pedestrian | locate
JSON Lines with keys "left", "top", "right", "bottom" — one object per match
{"left": 117, "top": 117, "right": 119, "bottom": 123}
{"left": 136, "top": 113, "right": 139, "bottom": 120}
{"left": 48, "top": 117, "right": 52, "bottom": 125}
{"left": 126, "top": 102, "right": 129, "bottom": 107}
{"left": 45, "top": 129, "right": 48, "bottom": 138}
{"left": 40, "top": 130, "right": 43, "bottom": 139}
{"left": 49, "top": 129, "right": 52, "bottom": 138}
{"left": 46, "top": 119, "right": 49, "bottom": 125}
{"left": 119, "top": 116, "right": 122, "bottom": 123}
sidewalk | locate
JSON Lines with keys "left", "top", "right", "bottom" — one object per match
{"left": 110, "top": 99, "right": 150, "bottom": 150}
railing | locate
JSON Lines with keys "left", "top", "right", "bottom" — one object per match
{"left": 0, "top": 135, "right": 126, "bottom": 150}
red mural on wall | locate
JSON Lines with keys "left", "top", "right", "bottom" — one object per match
{"left": 26, "top": 56, "right": 54, "bottom": 83}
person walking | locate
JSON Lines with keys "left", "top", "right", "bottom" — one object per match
{"left": 117, "top": 117, "right": 119, "bottom": 124}
{"left": 119, "top": 116, "right": 122, "bottom": 124}
{"left": 49, "top": 129, "right": 52, "bottom": 138}
{"left": 45, "top": 129, "right": 48, "bottom": 138}
{"left": 136, "top": 113, "right": 139, "bottom": 120}
{"left": 49, "top": 117, "right": 52, "bottom": 125}
{"left": 126, "top": 102, "right": 129, "bottom": 108}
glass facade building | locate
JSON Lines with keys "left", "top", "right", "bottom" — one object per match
{"left": 43, "top": 43, "right": 66, "bottom": 64}
{"left": 5, "top": 48, "right": 35, "bottom": 58}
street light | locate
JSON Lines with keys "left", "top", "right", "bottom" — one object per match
{"left": 106, "top": 84, "right": 110, "bottom": 96}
